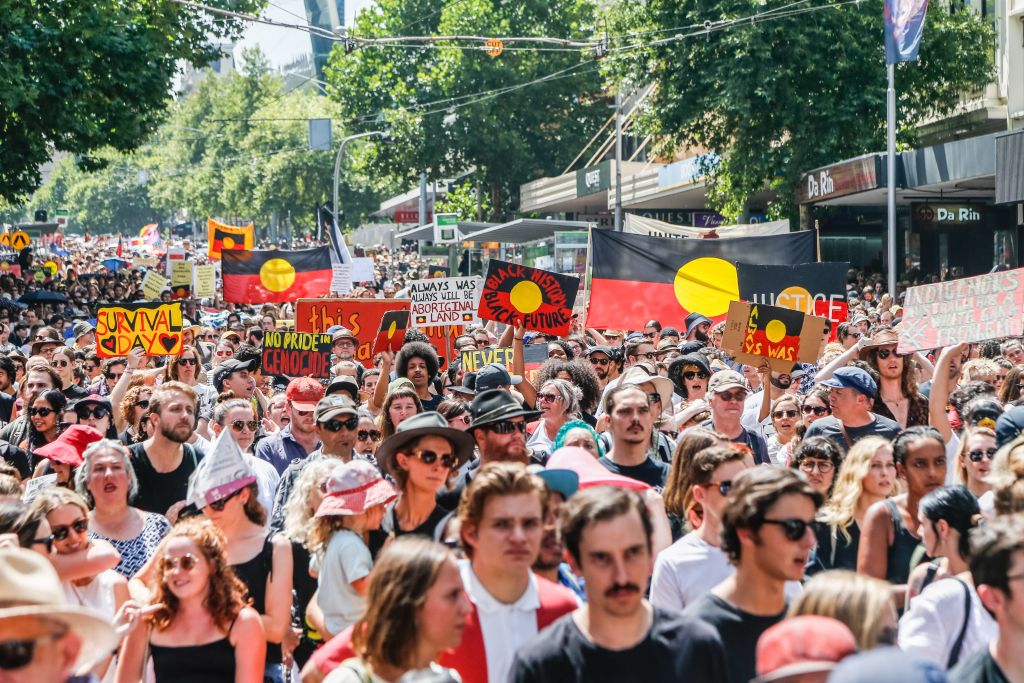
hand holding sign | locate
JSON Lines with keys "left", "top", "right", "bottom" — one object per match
{"left": 372, "top": 310, "right": 410, "bottom": 355}
{"left": 720, "top": 300, "right": 826, "bottom": 374}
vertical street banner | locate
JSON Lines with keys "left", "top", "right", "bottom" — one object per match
{"left": 720, "top": 300, "right": 827, "bottom": 373}
{"left": 261, "top": 331, "right": 333, "bottom": 377}
{"left": 95, "top": 302, "right": 183, "bottom": 358}
{"left": 897, "top": 268, "right": 1024, "bottom": 353}
{"left": 409, "top": 277, "right": 482, "bottom": 328}
{"left": 207, "top": 219, "right": 255, "bottom": 260}
{"left": 885, "top": 0, "right": 929, "bottom": 64}
{"left": 477, "top": 260, "right": 580, "bottom": 335}
{"left": 194, "top": 264, "right": 216, "bottom": 298}
{"left": 736, "top": 262, "right": 849, "bottom": 332}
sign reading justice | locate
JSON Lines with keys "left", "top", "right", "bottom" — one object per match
{"left": 96, "top": 302, "right": 183, "bottom": 358}
{"left": 477, "top": 260, "right": 579, "bottom": 336}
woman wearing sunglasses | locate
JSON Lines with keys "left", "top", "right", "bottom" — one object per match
{"left": 116, "top": 517, "right": 266, "bottom": 683}
{"left": 766, "top": 395, "right": 801, "bottom": 466}
{"left": 799, "top": 388, "right": 832, "bottom": 432}
{"left": 73, "top": 394, "right": 118, "bottom": 439}
{"left": 667, "top": 354, "right": 712, "bottom": 403}
{"left": 115, "top": 385, "right": 152, "bottom": 446}
{"left": 526, "top": 379, "right": 582, "bottom": 462}
{"left": 371, "top": 412, "right": 475, "bottom": 558}
{"left": 20, "top": 388, "right": 66, "bottom": 466}
{"left": 209, "top": 398, "right": 280, "bottom": 516}
{"left": 51, "top": 347, "right": 89, "bottom": 400}
{"left": 954, "top": 426, "right": 996, "bottom": 498}
{"left": 165, "top": 345, "right": 214, "bottom": 430}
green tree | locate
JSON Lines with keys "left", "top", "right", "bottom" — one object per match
{"left": 327, "top": 0, "right": 608, "bottom": 219}
{"left": 603, "top": 0, "right": 994, "bottom": 220}
{"left": 0, "top": 0, "right": 264, "bottom": 202}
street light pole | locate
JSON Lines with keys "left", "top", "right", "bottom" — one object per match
{"left": 333, "top": 130, "right": 388, "bottom": 233}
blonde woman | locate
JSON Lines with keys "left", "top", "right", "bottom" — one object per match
{"left": 810, "top": 436, "right": 898, "bottom": 574}
{"left": 954, "top": 426, "right": 996, "bottom": 498}
{"left": 789, "top": 570, "right": 897, "bottom": 650}
{"left": 986, "top": 437, "right": 1024, "bottom": 516}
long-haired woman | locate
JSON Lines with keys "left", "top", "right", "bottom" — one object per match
{"left": 997, "top": 365, "right": 1024, "bottom": 405}
{"left": 21, "top": 388, "right": 66, "bottom": 464}
{"left": 116, "top": 518, "right": 266, "bottom": 682}
{"left": 954, "top": 426, "right": 996, "bottom": 498}
{"left": 661, "top": 428, "right": 724, "bottom": 539}
{"left": 116, "top": 385, "right": 152, "bottom": 445}
{"left": 810, "top": 436, "right": 897, "bottom": 574}
{"left": 378, "top": 386, "right": 422, "bottom": 440}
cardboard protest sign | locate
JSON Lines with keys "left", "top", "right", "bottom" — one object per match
{"left": 372, "top": 310, "right": 410, "bottom": 355}
{"left": 166, "top": 247, "right": 187, "bottom": 277}
{"left": 95, "top": 302, "right": 183, "bottom": 358}
{"left": 194, "top": 264, "right": 216, "bottom": 298}
{"left": 141, "top": 270, "right": 168, "bottom": 300}
{"left": 897, "top": 268, "right": 1024, "bottom": 353}
{"left": 296, "top": 298, "right": 462, "bottom": 368}
{"left": 736, "top": 262, "right": 849, "bottom": 332}
{"left": 261, "top": 330, "right": 332, "bottom": 378}
{"left": 170, "top": 261, "right": 193, "bottom": 300}
{"left": 720, "top": 300, "right": 827, "bottom": 373}
{"left": 478, "top": 260, "right": 579, "bottom": 335}
{"left": 409, "top": 277, "right": 482, "bottom": 328}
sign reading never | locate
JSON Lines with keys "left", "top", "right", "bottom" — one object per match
{"left": 96, "top": 302, "right": 183, "bottom": 358}
{"left": 262, "top": 331, "right": 332, "bottom": 377}
{"left": 897, "top": 268, "right": 1024, "bottom": 353}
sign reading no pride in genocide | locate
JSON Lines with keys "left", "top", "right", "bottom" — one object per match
{"left": 409, "top": 277, "right": 482, "bottom": 327}
{"left": 897, "top": 268, "right": 1024, "bottom": 353}
{"left": 262, "top": 331, "right": 332, "bottom": 377}
{"left": 96, "top": 302, "right": 183, "bottom": 358}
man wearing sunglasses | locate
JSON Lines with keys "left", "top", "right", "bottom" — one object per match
{"left": 624, "top": 335, "right": 657, "bottom": 369}
{"left": 0, "top": 547, "right": 120, "bottom": 683}
{"left": 684, "top": 467, "right": 822, "bottom": 683}
{"left": 585, "top": 345, "right": 619, "bottom": 390}
{"left": 807, "top": 367, "right": 901, "bottom": 452}
{"left": 701, "top": 371, "right": 771, "bottom": 465}
{"left": 255, "top": 377, "right": 324, "bottom": 476}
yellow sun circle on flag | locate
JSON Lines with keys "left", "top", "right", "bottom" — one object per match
{"left": 765, "top": 320, "right": 787, "bottom": 343}
{"left": 223, "top": 236, "right": 235, "bottom": 249}
{"left": 776, "top": 285, "right": 813, "bottom": 313}
{"left": 259, "top": 258, "right": 296, "bottom": 292}
{"left": 387, "top": 321, "right": 398, "bottom": 338}
{"left": 510, "top": 281, "right": 543, "bottom": 314}
{"left": 673, "top": 258, "right": 739, "bottom": 317}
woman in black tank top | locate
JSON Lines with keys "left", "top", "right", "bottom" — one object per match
{"left": 115, "top": 518, "right": 266, "bottom": 682}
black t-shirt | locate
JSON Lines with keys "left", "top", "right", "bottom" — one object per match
{"left": 683, "top": 593, "right": 786, "bottom": 683}
{"left": 598, "top": 456, "right": 669, "bottom": 490}
{"left": 63, "top": 384, "right": 91, "bottom": 401}
{"left": 128, "top": 442, "right": 204, "bottom": 516}
{"left": 0, "top": 393, "right": 13, "bottom": 425}
{"left": 0, "top": 440, "right": 31, "bottom": 479}
{"left": 508, "top": 607, "right": 728, "bottom": 683}
{"left": 367, "top": 503, "right": 451, "bottom": 558}
{"left": 951, "top": 648, "right": 1010, "bottom": 683}
{"left": 804, "top": 414, "right": 902, "bottom": 452}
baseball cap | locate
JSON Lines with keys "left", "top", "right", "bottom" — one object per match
{"left": 286, "top": 376, "right": 325, "bottom": 411}
{"left": 314, "top": 395, "right": 359, "bottom": 423}
{"left": 475, "top": 363, "right": 522, "bottom": 391}
{"left": 822, "top": 367, "right": 877, "bottom": 398}
{"left": 585, "top": 345, "right": 613, "bottom": 358}
{"left": 707, "top": 370, "right": 747, "bottom": 395}
{"left": 754, "top": 616, "right": 858, "bottom": 682}
{"left": 325, "top": 376, "right": 360, "bottom": 401}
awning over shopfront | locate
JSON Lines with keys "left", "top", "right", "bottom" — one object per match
{"left": 395, "top": 220, "right": 497, "bottom": 242}
{"left": 458, "top": 218, "right": 595, "bottom": 245}
{"left": 996, "top": 129, "right": 1024, "bottom": 204}
{"left": 519, "top": 160, "right": 649, "bottom": 213}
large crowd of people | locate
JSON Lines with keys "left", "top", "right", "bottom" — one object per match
{"left": 1, "top": 234, "right": 1024, "bottom": 683}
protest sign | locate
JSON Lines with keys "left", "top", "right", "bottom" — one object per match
{"left": 95, "top": 302, "right": 183, "bottom": 358}
{"left": 720, "top": 300, "right": 827, "bottom": 373}
{"left": 170, "top": 261, "right": 193, "bottom": 300}
{"left": 478, "top": 260, "right": 579, "bottom": 335}
{"left": 331, "top": 264, "right": 353, "bottom": 295}
{"left": 460, "top": 344, "right": 548, "bottom": 373}
{"left": 141, "top": 270, "right": 168, "bottom": 300}
{"left": 736, "top": 262, "right": 849, "bottom": 335}
{"left": 897, "top": 268, "right": 1024, "bottom": 353}
{"left": 351, "top": 257, "right": 375, "bottom": 283}
{"left": 194, "top": 264, "right": 216, "bottom": 298}
{"left": 409, "top": 277, "right": 482, "bottom": 328}
{"left": 296, "top": 298, "right": 462, "bottom": 368}
{"left": 166, "top": 247, "right": 187, "bottom": 277}
{"left": 372, "top": 310, "right": 410, "bottom": 355}
{"left": 262, "top": 331, "right": 332, "bottom": 378}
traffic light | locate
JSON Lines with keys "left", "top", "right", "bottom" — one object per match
{"left": 34, "top": 210, "right": 47, "bottom": 222}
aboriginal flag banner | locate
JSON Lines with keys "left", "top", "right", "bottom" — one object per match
{"left": 736, "top": 262, "right": 849, "bottom": 327}
{"left": 208, "top": 219, "right": 254, "bottom": 260}
{"left": 478, "top": 260, "right": 580, "bottom": 335}
{"left": 588, "top": 230, "right": 816, "bottom": 330}
{"left": 222, "top": 247, "right": 333, "bottom": 304}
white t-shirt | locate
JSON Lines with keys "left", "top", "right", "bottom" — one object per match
{"left": 317, "top": 529, "right": 373, "bottom": 636}
{"left": 651, "top": 530, "right": 801, "bottom": 612}
{"left": 323, "top": 660, "right": 458, "bottom": 683}
{"left": 899, "top": 576, "right": 997, "bottom": 667}
{"left": 460, "top": 561, "right": 539, "bottom": 683}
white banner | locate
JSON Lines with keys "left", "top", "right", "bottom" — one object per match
{"left": 623, "top": 214, "right": 790, "bottom": 239}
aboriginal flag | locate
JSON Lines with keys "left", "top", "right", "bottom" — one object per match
{"left": 208, "top": 219, "right": 254, "bottom": 260}
{"left": 745, "top": 303, "right": 804, "bottom": 357}
{"left": 222, "top": 247, "right": 333, "bottom": 304}
{"left": 588, "top": 230, "right": 816, "bottom": 330}
{"left": 372, "top": 310, "right": 410, "bottom": 354}
{"left": 737, "top": 262, "right": 849, "bottom": 327}
{"left": 478, "top": 260, "right": 580, "bottom": 336}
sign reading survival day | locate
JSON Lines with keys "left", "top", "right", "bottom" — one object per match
{"left": 96, "top": 302, "right": 183, "bottom": 358}
{"left": 409, "top": 277, "right": 482, "bottom": 328}
{"left": 477, "top": 260, "right": 579, "bottom": 336}
{"left": 262, "top": 331, "right": 333, "bottom": 377}
{"left": 897, "top": 268, "right": 1024, "bottom": 353}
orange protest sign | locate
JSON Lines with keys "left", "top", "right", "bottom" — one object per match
{"left": 95, "top": 302, "right": 183, "bottom": 358}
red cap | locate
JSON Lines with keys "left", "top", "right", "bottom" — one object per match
{"left": 286, "top": 377, "right": 325, "bottom": 411}
{"left": 34, "top": 425, "right": 105, "bottom": 467}
{"left": 754, "top": 615, "right": 858, "bottom": 682}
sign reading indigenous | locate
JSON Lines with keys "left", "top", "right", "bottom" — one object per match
{"left": 736, "top": 262, "right": 849, "bottom": 326}
{"left": 207, "top": 219, "right": 254, "bottom": 260}
{"left": 372, "top": 310, "right": 410, "bottom": 355}
{"left": 295, "top": 298, "right": 461, "bottom": 368}
{"left": 897, "top": 268, "right": 1024, "bottom": 353}
{"left": 222, "top": 247, "right": 332, "bottom": 304}
{"left": 478, "top": 260, "right": 579, "bottom": 335}
{"left": 588, "top": 230, "right": 817, "bottom": 331}
{"left": 261, "top": 331, "right": 332, "bottom": 378}
{"left": 409, "top": 277, "right": 482, "bottom": 328}
{"left": 721, "top": 300, "right": 827, "bottom": 373}
{"left": 95, "top": 302, "right": 183, "bottom": 358}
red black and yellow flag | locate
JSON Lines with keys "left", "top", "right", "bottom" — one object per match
{"left": 736, "top": 262, "right": 849, "bottom": 337}
{"left": 223, "top": 247, "right": 332, "bottom": 304}
{"left": 588, "top": 230, "right": 816, "bottom": 330}
{"left": 207, "top": 219, "right": 254, "bottom": 260}
{"left": 743, "top": 303, "right": 804, "bottom": 359}
{"left": 372, "top": 310, "right": 410, "bottom": 355}
{"left": 478, "top": 260, "right": 580, "bottom": 335}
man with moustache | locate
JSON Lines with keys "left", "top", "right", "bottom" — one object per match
{"left": 127, "top": 381, "right": 205, "bottom": 517}
{"left": 599, "top": 385, "right": 669, "bottom": 490}
{"left": 585, "top": 345, "right": 620, "bottom": 390}
{"left": 510, "top": 486, "right": 727, "bottom": 682}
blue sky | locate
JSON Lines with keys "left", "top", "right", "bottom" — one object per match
{"left": 236, "top": 0, "right": 374, "bottom": 68}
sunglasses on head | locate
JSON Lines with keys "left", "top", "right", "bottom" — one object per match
{"left": 29, "top": 407, "right": 54, "bottom": 418}
{"left": 357, "top": 429, "right": 382, "bottom": 442}
{"left": 406, "top": 448, "right": 458, "bottom": 469}
{"left": 51, "top": 518, "right": 89, "bottom": 541}
{"left": 178, "top": 357, "right": 197, "bottom": 366}
{"left": 76, "top": 406, "right": 109, "bottom": 420}
{"left": 968, "top": 447, "right": 998, "bottom": 462}
{"left": 772, "top": 409, "right": 798, "bottom": 419}
{"left": 802, "top": 405, "right": 829, "bottom": 416}
{"left": 0, "top": 628, "right": 68, "bottom": 671}
{"left": 487, "top": 420, "right": 527, "bottom": 434}
{"left": 683, "top": 370, "right": 710, "bottom": 381}
{"left": 161, "top": 553, "right": 200, "bottom": 572}
{"left": 320, "top": 415, "right": 359, "bottom": 432}
{"left": 230, "top": 419, "right": 258, "bottom": 432}
{"left": 761, "top": 517, "right": 814, "bottom": 542}
{"left": 207, "top": 488, "right": 243, "bottom": 512}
